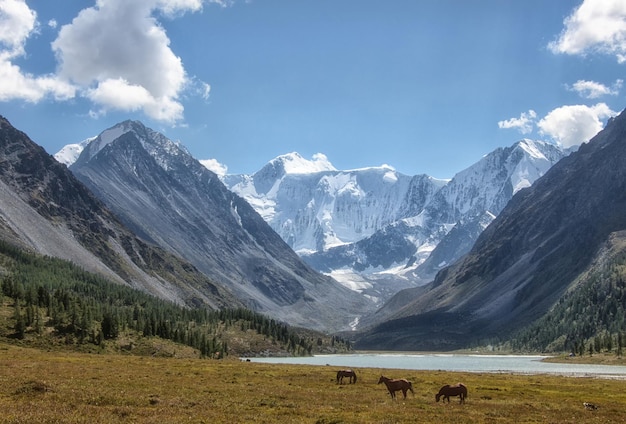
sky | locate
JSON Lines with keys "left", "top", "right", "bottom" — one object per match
{"left": 1, "top": 0, "right": 625, "bottom": 179}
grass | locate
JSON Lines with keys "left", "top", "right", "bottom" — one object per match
{"left": 0, "top": 343, "right": 625, "bottom": 423}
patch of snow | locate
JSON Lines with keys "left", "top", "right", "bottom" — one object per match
{"left": 328, "top": 268, "right": 374, "bottom": 293}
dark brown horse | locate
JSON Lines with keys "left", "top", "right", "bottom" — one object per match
{"left": 336, "top": 369, "right": 357, "bottom": 384}
{"left": 436, "top": 383, "right": 467, "bottom": 404}
{"left": 377, "top": 375, "right": 414, "bottom": 399}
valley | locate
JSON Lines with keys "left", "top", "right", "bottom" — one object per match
{"left": 1, "top": 343, "right": 625, "bottom": 423}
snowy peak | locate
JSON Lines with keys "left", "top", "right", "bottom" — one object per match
{"left": 251, "top": 152, "right": 336, "bottom": 195}
{"left": 224, "top": 154, "right": 427, "bottom": 254}
{"left": 60, "top": 120, "right": 192, "bottom": 174}
{"left": 268, "top": 152, "right": 337, "bottom": 175}
{"left": 509, "top": 139, "right": 564, "bottom": 193}
{"left": 54, "top": 136, "right": 95, "bottom": 166}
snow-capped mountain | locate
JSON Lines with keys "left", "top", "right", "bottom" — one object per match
{"left": 223, "top": 152, "right": 446, "bottom": 254}
{"left": 356, "top": 109, "right": 626, "bottom": 351}
{"left": 224, "top": 140, "right": 567, "bottom": 302}
{"left": 59, "top": 121, "right": 374, "bottom": 332}
{"left": 0, "top": 115, "right": 240, "bottom": 310}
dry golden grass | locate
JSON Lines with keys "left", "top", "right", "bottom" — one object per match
{"left": 0, "top": 343, "right": 625, "bottom": 423}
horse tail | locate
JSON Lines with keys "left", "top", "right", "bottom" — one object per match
{"left": 353, "top": 373, "right": 357, "bottom": 383}
{"left": 409, "top": 382, "right": 414, "bottom": 394}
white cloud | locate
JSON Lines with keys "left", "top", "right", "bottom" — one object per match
{"left": 51, "top": 0, "right": 191, "bottom": 123}
{"left": 497, "top": 110, "right": 537, "bottom": 134}
{"left": 0, "top": 0, "right": 37, "bottom": 56}
{"left": 201, "top": 82, "right": 211, "bottom": 100}
{"left": 567, "top": 79, "right": 623, "bottom": 98}
{"left": 199, "top": 158, "right": 228, "bottom": 176}
{"left": 0, "top": 0, "right": 225, "bottom": 122}
{"left": 537, "top": 103, "right": 618, "bottom": 148}
{"left": 0, "top": 0, "right": 76, "bottom": 101}
{"left": 549, "top": 0, "right": 626, "bottom": 63}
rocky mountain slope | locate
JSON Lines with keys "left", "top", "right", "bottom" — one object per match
{"left": 355, "top": 108, "right": 626, "bottom": 350}
{"left": 66, "top": 121, "right": 374, "bottom": 332}
{"left": 0, "top": 115, "right": 239, "bottom": 309}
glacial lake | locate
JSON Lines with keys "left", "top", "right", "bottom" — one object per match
{"left": 244, "top": 353, "right": 626, "bottom": 379}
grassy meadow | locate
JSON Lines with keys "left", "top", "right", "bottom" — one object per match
{"left": 1, "top": 344, "right": 625, "bottom": 423}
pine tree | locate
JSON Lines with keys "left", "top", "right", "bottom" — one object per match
{"left": 14, "top": 301, "right": 25, "bottom": 339}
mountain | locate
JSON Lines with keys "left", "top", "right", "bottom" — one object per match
{"left": 223, "top": 153, "right": 436, "bottom": 254}
{"left": 225, "top": 141, "right": 566, "bottom": 303}
{"left": 0, "top": 115, "right": 239, "bottom": 309}
{"left": 355, "top": 108, "right": 626, "bottom": 351}
{"left": 64, "top": 121, "right": 373, "bottom": 332}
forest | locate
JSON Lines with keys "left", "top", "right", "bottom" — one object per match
{"left": 0, "top": 239, "right": 351, "bottom": 358}
{"left": 507, "top": 249, "right": 626, "bottom": 355}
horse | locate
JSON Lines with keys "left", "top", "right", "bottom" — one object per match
{"left": 377, "top": 375, "right": 414, "bottom": 399}
{"left": 436, "top": 383, "right": 467, "bottom": 404}
{"left": 336, "top": 369, "right": 357, "bottom": 384}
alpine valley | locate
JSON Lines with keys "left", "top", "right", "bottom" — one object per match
{"left": 2, "top": 107, "right": 626, "bottom": 354}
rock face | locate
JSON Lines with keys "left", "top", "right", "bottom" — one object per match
{"left": 355, "top": 109, "right": 626, "bottom": 350}
{"left": 0, "top": 115, "right": 240, "bottom": 309}
{"left": 68, "top": 120, "right": 374, "bottom": 332}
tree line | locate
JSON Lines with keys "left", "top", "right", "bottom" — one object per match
{"left": 0, "top": 240, "right": 350, "bottom": 357}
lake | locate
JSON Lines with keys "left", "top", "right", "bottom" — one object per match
{"left": 244, "top": 353, "right": 626, "bottom": 379}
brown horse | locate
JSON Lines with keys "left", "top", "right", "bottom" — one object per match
{"left": 377, "top": 375, "right": 414, "bottom": 399}
{"left": 436, "top": 383, "right": 467, "bottom": 404}
{"left": 336, "top": 369, "right": 357, "bottom": 384}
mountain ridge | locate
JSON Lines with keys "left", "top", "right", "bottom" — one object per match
{"left": 67, "top": 120, "right": 374, "bottom": 332}
{"left": 0, "top": 115, "right": 240, "bottom": 309}
{"left": 221, "top": 139, "right": 566, "bottom": 304}
{"left": 355, "top": 109, "right": 626, "bottom": 350}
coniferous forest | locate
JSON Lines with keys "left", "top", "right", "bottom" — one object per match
{"left": 506, "top": 249, "right": 626, "bottom": 355}
{"left": 0, "top": 239, "right": 351, "bottom": 358}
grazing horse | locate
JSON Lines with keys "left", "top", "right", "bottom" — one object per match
{"left": 377, "top": 375, "right": 414, "bottom": 399}
{"left": 436, "top": 383, "right": 467, "bottom": 404}
{"left": 336, "top": 369, "right": 357, "bottom": 384}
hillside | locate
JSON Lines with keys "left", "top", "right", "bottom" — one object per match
{"left": 67, "top": 121, "right": 374, "bottom": 331}
{"left": 356, "top": 108, "right": 626, "bottom": 351}
{"left": 0, "top": 115, "right": 239, "bottom": 310}
{"left": 0, "top": 239, "right": 352, "bottom": 357}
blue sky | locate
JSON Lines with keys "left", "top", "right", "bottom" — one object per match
{"left": 1, "top": 0, "right": 625, "bottom": 178}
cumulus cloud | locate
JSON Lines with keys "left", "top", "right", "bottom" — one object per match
{"left": 0, "top": 0, "right": 75, "bottom": 101}
{"left": 567, "top": 79, "right": 623, "bottom": 99}
{"left": 0, "top": 0, "right": 220, "bottom": 122}
{"left": 498, "top": 110, "right": 537, "bottom": 134}
{"left": 51, "top": 0, "right": 192, "bottom": 123}
{"left": 549, "top": 0, "right": 626, "bottom": 63}
{"left": 199, "top": 158, "right": 228, "bottom": 176}
{"left": 537, "top": 103, "right": 618, "bottom": 148}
